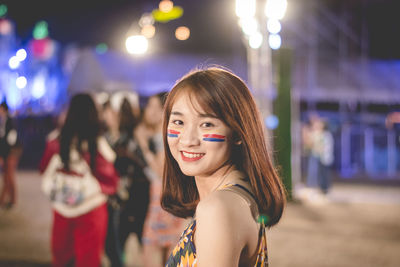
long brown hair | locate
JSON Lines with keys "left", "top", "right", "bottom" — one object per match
{"left": 161, "top": 67, "right": 286, "bottom": 226}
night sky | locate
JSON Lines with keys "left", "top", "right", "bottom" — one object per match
{"left": 1, "top": 0, "right": 400, "bottom": 59}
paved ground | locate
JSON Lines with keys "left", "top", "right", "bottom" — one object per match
{"left": 1, "top": 171, "right": 400, "bottom": 267}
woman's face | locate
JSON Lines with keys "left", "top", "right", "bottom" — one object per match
{"left": 144, "top": 96, "right": 163, "bottom": 126}
{"left": 167, "top": 92, "right": 233, "bottom": 178}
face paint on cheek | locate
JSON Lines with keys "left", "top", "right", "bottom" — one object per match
{"left": 167, "top": 129, "right": 180, "bottom": 138}
{"left": 202, "top": 134, "right": 226, "bottom": 142}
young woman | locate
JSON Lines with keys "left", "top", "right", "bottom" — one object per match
{"left": 162, "top": 67, "right": 286, "bottom": 266}
{"left": 40, "top": 93, "right": 119, "bottom": 267}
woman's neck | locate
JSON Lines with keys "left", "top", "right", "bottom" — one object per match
{"left": 195, "top": 165, "right": 238, "bottom": 200}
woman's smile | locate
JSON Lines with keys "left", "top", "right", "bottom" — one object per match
{"left": 181, "top": 151, "right": 205, "bottom": 162}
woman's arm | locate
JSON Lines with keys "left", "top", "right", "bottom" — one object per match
{"left": 195, "top": 191, "right": 252, "bottom": 267}
{"left": 135, "top": 125, "right": 164, "bottom": 178}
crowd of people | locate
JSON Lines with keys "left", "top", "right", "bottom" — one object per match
{"left": 39, "top": 90, "right": 185, "bottom": 266}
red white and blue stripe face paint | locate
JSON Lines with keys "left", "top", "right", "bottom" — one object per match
{"left": 167, "top": 129, "right": 180, "bottom": 138}
{"left": 202, "top": 134, "right": 226, "bottom": 142}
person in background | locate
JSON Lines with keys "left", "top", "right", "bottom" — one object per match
{"left": 161, "top": 67, "right": 286, "bottom": 266}
{"left": 303, "top": 114, "right": 334, "bottom": 195}
{"left": 39, "top": 93, "right": 119, "bottom": 267}
{"left": 0, "top": 100, "right": 21, "bottom": 210}
{"left": 136, "top": 92, "right": 183, "bottom": 267}
{"left": 102, "top": 92, "right": 151, "bottom": 266}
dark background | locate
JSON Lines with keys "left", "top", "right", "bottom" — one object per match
{"left": 2, "top": 0, "right": 400, "bottom": 58}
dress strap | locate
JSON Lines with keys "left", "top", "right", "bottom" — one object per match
{"left": 218, "top": 183, "right": 259, "bottom": 221}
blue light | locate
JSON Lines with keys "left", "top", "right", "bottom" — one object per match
{"left": 265, "top": 114, "right": 279, "bottom": 129}
{"left": 267, "top": 19, "right": 281, "bottom": 34}
{"left": 269, "top": 34, "right": 281, "bottom": 50}
{"left": 32, "top": 74, "right": 46, "bottom": 99}
{"left": 8, "top": 56, "right": 20, "bottom": 69}
{"left": 16, "top": 76, "right": 27, "bottom": 89}
{"left": 16, "top": 48, "right": 27, "bottom": 61}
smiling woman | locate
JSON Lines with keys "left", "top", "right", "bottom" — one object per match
{"left": 161, "top": 66, "right": 287, "bottom": 266}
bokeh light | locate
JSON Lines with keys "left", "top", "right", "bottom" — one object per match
{"left": 0, "top": 4, "right": 7, "bottom": 17}
{"left": 31, "top": 74, "right": 46, "bottom": 99}
{"left": 267, "top": 19, "right": 281, "bottom": 34}
{"left": 175, "top": 26, "right": 190, "bottom": 41}
{"left": 139, "top": 13, "right": 154, "bottom": 27}
{"left": 0, "top": 18, "right": 12, "bottom": 35}
{"left": 8, "top": 56, "right": 19, "bottom": 69}
{"left": 265, "top": 0, "right": 287, "bottom": 20}
{"left": 152, "top": 6, "right": 183, "bottom": 23}
{"left": 236, "top": 0, "right": 256, "bottom": 19}
{"left": 125, "top": 35, "right": 148, "bottom": 55}
{"left": 265, "top": 114, "right": 279, "bottom": 129}
{"left": 141, "top": 25, "right": 156, "bottom": 39}
{"left": 16, "top": 48, "right": 27, "bottom": 61}
{"left": 16, "top": 76, "right": 27, "bottom": 89}
{"left": 33, "top": 21, "right": 49, "bottom": 40}
{"left": 269, "top": 33, "right": 281, "bottom": 49}
{"left": 249, "top": 32, "right": 263, "bottom": 49}
{"left": 239, "top": 17, "right": 258, "bottom": 36}
{"left": 95, "top": 43, "right": 108, "bottom": 54}
{"left": 159, "top": 0, "right": 173, "bottom": 13}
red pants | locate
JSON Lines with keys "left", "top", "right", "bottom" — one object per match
{"left": 51, "top": 203, "right": 108, "bottom": 267}
{"left": 0, "top": 154, "right": 19, "bottom": 206}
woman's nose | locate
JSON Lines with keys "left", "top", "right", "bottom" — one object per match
{"left": 179, "top": 125, "right": 200, "bottom": 146}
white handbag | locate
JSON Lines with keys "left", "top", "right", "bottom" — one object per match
{"left": 41, "top": 150, "right": 107, "bottom": 218}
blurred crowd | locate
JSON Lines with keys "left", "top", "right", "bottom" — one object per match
{"left": 37, "top": 91, "right": 183, "bottom": 267}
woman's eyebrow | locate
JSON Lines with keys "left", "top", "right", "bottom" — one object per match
{"left": 198, "top": 113, "right": 218, "bottom": 119}
{"left": 171, "top": 111, "right": 183, "bottom": 116}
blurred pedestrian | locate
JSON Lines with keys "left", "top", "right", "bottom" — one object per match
{"left": 39, "top": 93, "right": 119, "bottom": 267}
{"left": 136, "top": 92, "right": 183, "bottom": 267}
{"left": 0, "top": 100, "right": 21, "bottom": 210}
{"left": 303, "top": 114, "right": 334, "bottom": 195}
{"left": 162, "top": 67, "right": 286, "bottom": 266}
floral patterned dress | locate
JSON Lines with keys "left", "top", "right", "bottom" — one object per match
{"left": 165, "top": 183, "right": 269, "bottom": 267}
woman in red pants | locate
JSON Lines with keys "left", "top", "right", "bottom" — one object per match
{"left": 40, "top": 93, "right": 119, "bottom": 267}
{"left": 0, "top": 101, "right": 21, "bottom": 210}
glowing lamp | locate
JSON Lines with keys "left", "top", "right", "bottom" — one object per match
{"left": 265, "top": 115, "right": 279, "bottom": 129}
{"left": 0, "top": 18, "right": 12, "bottom": 35}
{"left": 139, "top": 13, "right": 155, "bottom": 27}
{"left": 236, "top": 0, "right": 256, "bottom": 19}
{"left": 268, "top": 34, "right": 281, "bottom": 50}
{"left": 239, "top": 17, "right": 258, "bottom": 36}
{"left": 30, "top": 37, "right": 55, "bottom": 60}
{"left": 265, "top": 0, "right": 287, "bottom": 20}
{"left": 8, "top": 56, "right": 19, "bottom": 69}
{"left": 95, "top": 43, "right": 108, "bottom": 54}
{"left": 0, "top": 4, "right": 7, "bottom": 18}
{"left": 152, "top": 6, "right": 183, "bottom": 23}
{"left": 33, "top": 21, "right": 49, "bottom": 40}
{"left": 16, "top": 49, "right": 27, "bottom": 61}
{"left": 175, "top": 26, "right": 190, "bottom": 41}
{"left": 159, "top": 0, "right": 173, "bottom": 13}
{"left": 16, "top": 76, "right": 27, "bottom": 89}
{"left": 249, "top": 32, "right": 263, "bottom": 49}
{"left": 141, "top": 25, "right": 156, "bottom": 39}
{"left": 126, "top": 35, "right": 148, "bottom": 55}
{"left": 267, "top": 19, "right": 281, "bottom": 34}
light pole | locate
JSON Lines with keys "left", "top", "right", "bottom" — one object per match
{"left": 235, "top": 0, "right": 291, "bottom": 197}
{"left": 235, "top": 0, "right": 287, "bottom": 137}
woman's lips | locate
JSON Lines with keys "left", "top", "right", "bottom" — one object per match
{"left": 180, "top": 151, "right": 205, "bottom": 162}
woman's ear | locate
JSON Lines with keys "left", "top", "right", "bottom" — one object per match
{"left": 235, "top": 140, "right": 242, "bottom": 145}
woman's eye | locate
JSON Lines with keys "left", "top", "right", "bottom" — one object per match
{"left": 201, "top": 122, "right": 214, "bottom": 128}
{"left": 172, "top": 120, "right": 183, "bottom": 126}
